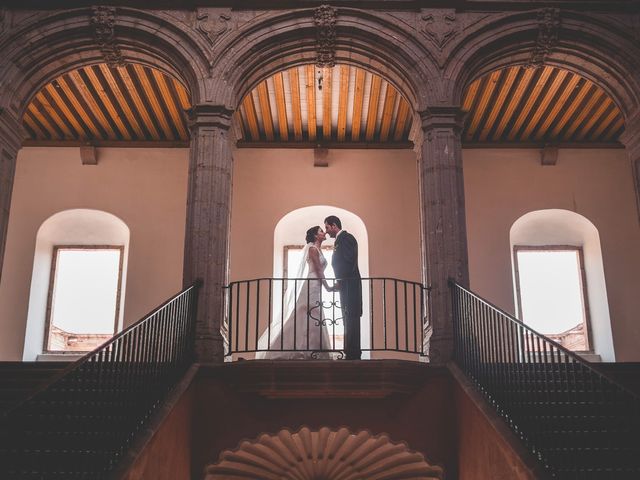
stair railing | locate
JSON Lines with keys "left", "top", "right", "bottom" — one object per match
{"left": 0, "top": 283, "right": 200, "bottom": 479}
{"left": 450, "top": 280, "right": 640, "bottom": 478}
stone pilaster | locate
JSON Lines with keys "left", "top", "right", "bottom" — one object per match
{"left": 184, "top": 104, "right": 234, "bottom": 363}
{"left": 619, "top": 110, "right": 640, "bottom": 223}
{"left": 0, "top": 108, "right": 22, "bottom": 285}
{"left": 418, "top": 106, "right": 469, "bottom": 364}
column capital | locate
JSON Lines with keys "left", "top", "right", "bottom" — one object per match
{"left": 188, "top": 104, "right": 234, "bottom": 131}
{"left": 418, "top": 106, "right": 466, "bottom": 133}
{"left": 619, "top": 109, "right": 640, "bottom": 158}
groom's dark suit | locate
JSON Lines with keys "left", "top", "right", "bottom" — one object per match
{"left": 332, "top": 230, "right": 362, "bottom": 360}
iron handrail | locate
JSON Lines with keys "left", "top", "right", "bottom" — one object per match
{"left": 451, "top": 280, "right": 640, "bottom": 399}
{"left": 0, "top": 282, "right": 201, "bottom": 478}
{"left": 224, "top": 277, "right": 430, "bottom": 358}
{"left": 450, "top": 280, "right": 640, "bottom": 478}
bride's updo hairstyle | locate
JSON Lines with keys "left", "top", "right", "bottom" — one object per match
{"left": 305, "top": 226, "right": 320, "bottom": 244}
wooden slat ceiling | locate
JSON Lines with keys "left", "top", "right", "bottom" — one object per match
{"left": 462, "top": 65, "right": 624, "bottom": 144}
{"left": 23, "top": 63, "right": 624, "bottom": 146}
{"left": 236, "top": 64, "right": 413, "bottom": 145}
{"left": 23, "top": 64, "right": 191, "bottom": 143}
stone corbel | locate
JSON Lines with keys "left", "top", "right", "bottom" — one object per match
{"left": 540, "top": 145, "right": 559, "bottom": 166}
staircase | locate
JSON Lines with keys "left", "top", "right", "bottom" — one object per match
{"left": 0, "top": 362, "right": 66, "bottom": 414}
{"left": 451, "top": 281, "right": 640, "bottom": 479}
{"left": 0, "top": 284, "right": 199, "bottom": 480}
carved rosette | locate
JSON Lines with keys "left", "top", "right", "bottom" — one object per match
{"left": 527, "top": 8, "right": 560, "bottom": 69}
{"left": 91, "top": 6, "right": 125, "bottom": 67}
{"left": 420, "top": 9, "right": 460, "bottom": 51}
{"left": 195, "top": 8, "right": 231, "bottom": 46}
{"left": 314, "top": 5, "right": 337, "bottom": 68}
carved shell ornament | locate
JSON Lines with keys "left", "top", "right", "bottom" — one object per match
{"left": 204, "top": 426, "right": 444, "bottom": 479}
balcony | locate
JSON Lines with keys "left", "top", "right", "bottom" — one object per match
{"left": 223, "top": 277, "right": 431, "bottom": 361}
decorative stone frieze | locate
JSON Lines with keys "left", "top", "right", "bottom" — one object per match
{"left": 91, "top": 6, "right": 125, "bottom": 67}
{"left": 420, "top": 9, "right": 460, "bottom": 51}
{"left": 526, "top": 8, "right": 560, "bottom": 69}
{"left": 314, "top": 4, "right": 337, "bottom": 68}
{"left": 417, "top": 106, "right": 469, "bottom": 364}
{"left": 184, "top": 104, "right": 234, "bottom": 362}
{"left": 195, "top": 8, "right": 231, "bottom": 46}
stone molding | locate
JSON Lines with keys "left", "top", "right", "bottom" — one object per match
{"left": 526, "top": 8, "right": 560, "bottom": 69}
{"left": 420, "top": 9, "right": 460, "bottom": 51}
{"left": 91, "top": 6, "right": 126, "bottom": 67}
{"left": 194, "top": 8, "right": 231, "bottom": 46}
{"left": 314, "top": 4, "right": 337, "bottom": 68}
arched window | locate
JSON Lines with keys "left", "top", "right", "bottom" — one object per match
{"left": 273, "top": 206, "right": 370, "bottom": 354}
{"left": 23, "top": 209, "right": 130, "bottom": 360}
{"left": 510, "top": 209, "right": 614, "bottom": 361}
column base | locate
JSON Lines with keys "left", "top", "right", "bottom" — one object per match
{"left": 425, "top": 335, "right": 453, "bottom": 365}
{"left": 195, "top": 331, "right": 225, "bottom": 363}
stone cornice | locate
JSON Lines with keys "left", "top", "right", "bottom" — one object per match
{"left": 2, "top": 1, "right": 639, "bottom": 13}
{"left": 198, "top": 360, "right": 449, "bottom": 398}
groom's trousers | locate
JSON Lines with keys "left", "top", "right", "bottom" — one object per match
{"left": 339, "top": 279, "right": 362, "bottom": 360}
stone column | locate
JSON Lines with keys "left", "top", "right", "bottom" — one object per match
{"left": 620, "top": 110, "right": 640, "bottom": 222}
{"left": 0, "top": 109, "right": 23, "bottom": 285}
{"left": 418, "top": 106, "right": 470, "bottom": 364}
{"left": 183, "top": 104, "right": 234, "bottom": 363}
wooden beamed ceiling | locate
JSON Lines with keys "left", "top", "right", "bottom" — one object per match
{"left": 462, "top": 65, "right": 624, "bottom": 144}
{"left": 23, "top": 64, "right": 191, "bottom": 143}
{"left": 236, "top": 65, "right": 413, "bottom": 145}
{"left": 23, "top": 63, "right": 624, "bottom": 147}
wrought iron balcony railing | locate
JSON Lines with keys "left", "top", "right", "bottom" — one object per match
{"left": 224, "top": 277, "right": 429, "bottom": 359}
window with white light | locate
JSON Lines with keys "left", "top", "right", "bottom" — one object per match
{"left": 45, "top": 246, "right": 123, "bottom": 352}
{"left": 514, "top": 246, "right": 590, "bottom": 351}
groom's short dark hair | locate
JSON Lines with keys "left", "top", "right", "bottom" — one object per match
{"left": 324, "top": 215, "right": 342, "bottom": 229}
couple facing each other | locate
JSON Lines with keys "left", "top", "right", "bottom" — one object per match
{"left": 259, "top": 215, "right": 362, "bottom": 360}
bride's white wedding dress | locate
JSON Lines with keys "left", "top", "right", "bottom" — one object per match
{"left": 257, "top": 244, "right": 333, "bottom": 359}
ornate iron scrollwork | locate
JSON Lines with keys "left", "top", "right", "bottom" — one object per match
{"left": 308, "top": 300, "right": 342, "bottom": 326}
{"left": 314, "top": 5, "right": 337, "bottom": 68}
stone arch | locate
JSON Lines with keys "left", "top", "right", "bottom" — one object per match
{"left": 209, "top": 7, "right": 442, "bottom": 110}
{"left": 204, "top": 426, "right": 444, "bottom": 479}
{"left": 0, "top": 7, "right": 211, "bottom": 117}
{"left": 445, "top": 10, "right": 640, "bottom": 118}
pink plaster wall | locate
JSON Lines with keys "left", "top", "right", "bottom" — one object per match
{"left": 229, "top": 148, "right": 423, "bottom": 282}
{"left": 463, "top": 148, "right": 640, "bottom": 361}
{"left": 0, "top": 147, "right": 188, "bottom": 360}
{"left": 1, "top": 146, "right": 638, "bottom": 362}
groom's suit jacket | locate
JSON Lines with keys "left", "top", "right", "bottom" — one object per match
{"left": 332, "top": 230, "right": 362, "bottom": 317}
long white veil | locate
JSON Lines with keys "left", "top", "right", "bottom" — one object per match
{"left": 256, "top": 243, "right": 313, "bottom": 354}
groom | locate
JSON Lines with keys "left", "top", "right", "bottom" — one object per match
{"left": 324, "top": 215, "right": 362, "bottom": 360}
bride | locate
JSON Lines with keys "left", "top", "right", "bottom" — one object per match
{"left": 257, "top": 226, "right": 333, "bottom": 359}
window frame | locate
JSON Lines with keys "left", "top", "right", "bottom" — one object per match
{"left": 513, "top": 245, "right": 593, "bottom": 352}
{"left": 283, "top": 244, "right": 334, "bottom": 278}
{"left": 43, "top": 244, "right": 125, "bottom": 354}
